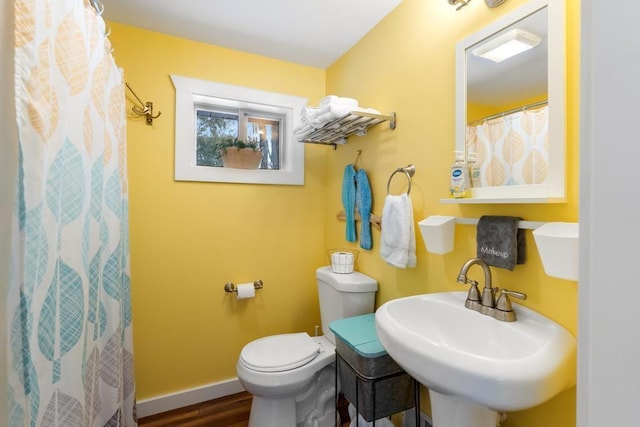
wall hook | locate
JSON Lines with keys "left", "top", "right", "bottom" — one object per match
{"left": 353, "top": 150, "right": 362, "bottom": 168}
{"left": 125, "top": 82, "right": 161, "bottom": 125}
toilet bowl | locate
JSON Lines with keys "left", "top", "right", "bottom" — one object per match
{"left": 236, "top": 267, "right": 378, "bottom": 427}
{"left": 237, "top": 335, "right": 336, "bottom": 427}
{"left": 237, "top": 334, "right": 335, "bottom": 398}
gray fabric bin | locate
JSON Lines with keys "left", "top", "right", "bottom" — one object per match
{"left": 330, "top": 314, "right": 416, "bottom": 422}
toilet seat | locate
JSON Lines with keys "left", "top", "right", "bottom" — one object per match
{"left": 241, "top": 332, "right": 320, "bottom": 372}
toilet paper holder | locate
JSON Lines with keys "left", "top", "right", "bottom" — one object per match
{"left": 224, "top": 280, "right": 264, "bottom": 293}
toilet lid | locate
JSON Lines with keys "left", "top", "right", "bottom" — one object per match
{"left": 241, "top": 333, "right": 320, "bottom": 372}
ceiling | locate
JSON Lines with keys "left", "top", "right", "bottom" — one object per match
{"left": 103, "top": 0, "right": 403, "bottom": 69}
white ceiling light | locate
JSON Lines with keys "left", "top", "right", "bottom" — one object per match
{"left": 472, "top": 29, "right": 541, "bottom": 63}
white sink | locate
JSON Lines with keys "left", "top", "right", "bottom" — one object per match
{"left": 375, "top": 292, "right": 576, "bottom": 426}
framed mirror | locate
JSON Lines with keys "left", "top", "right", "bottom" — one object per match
{"left": 449, "top": 0, "right": 566, "bottom": 203}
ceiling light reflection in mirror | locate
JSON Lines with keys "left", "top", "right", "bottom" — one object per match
{"left": 472, "top": 29, "right": 541, "bottom": 63}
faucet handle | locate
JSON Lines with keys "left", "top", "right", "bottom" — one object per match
{"left": 458, "top": 278, "right": 481, "bottom": 301}
{"left": 495, "top": 288, "right": 527, "bottom": 312}
{"left": 467, "top": 280, "right": 481, "bottom": 302}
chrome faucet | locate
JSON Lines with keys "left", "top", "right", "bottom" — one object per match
{"left": 457, "top": 257, "right": 527, "bottom": 322}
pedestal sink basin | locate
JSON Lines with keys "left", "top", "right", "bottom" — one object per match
{"left": 375, "top": 292, "right": 576, "bottom": 427}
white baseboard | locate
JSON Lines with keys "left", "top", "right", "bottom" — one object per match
{"left": 136, "top": 377, "right": 246, "bottom": 418}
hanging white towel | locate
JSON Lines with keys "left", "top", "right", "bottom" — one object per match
{"left": 380, "top": 193, "right": 416, "bottom": 268}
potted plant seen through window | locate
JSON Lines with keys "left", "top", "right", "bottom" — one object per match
{"left": 216, "top": 137, "right": 262, "bottom": 169}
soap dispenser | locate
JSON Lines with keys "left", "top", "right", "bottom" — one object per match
{"left": 467, "top": 151, "right": 481, "bottom": 188}
{"left": 449, "top": 150, "right": 470, "bottom": 198}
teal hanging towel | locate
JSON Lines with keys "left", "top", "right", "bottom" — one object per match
{"left": 342, "top": 164, "right": 357, "bottom": 242}
{"left": 356, "top": 169, "right": 373, "bottom": 250}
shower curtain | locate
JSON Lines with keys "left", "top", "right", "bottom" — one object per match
{"left": 8, "top": 0, "right": 136, "bottom": 425}
{"left": 466, "top": 106, "right": 549, "bottom": 187}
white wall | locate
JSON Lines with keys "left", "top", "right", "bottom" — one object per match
{"left": 578, "top": 0, "right": 640, "bottom": 425}
{"left": 1, "top": 0, "right": 16, "bottom": 423}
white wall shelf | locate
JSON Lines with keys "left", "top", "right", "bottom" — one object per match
{"left": 453, "top": 217, "right": 546, "bottom": 230}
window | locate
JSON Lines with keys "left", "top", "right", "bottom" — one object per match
{"left": 195, "top": 107, "right": 282, "bottom": 170}
{"left": 172, "top": 74, "right": 307, "bottom": 185}
{"left": 195, "top": 108, "right": 238, "bottom": 167}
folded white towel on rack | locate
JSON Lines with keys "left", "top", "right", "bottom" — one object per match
{"left": 380, "top": 193, "right": 416, "bottom": 268}
{"left": 317, "top": 104, "right": 380, "bottom": 117}
{"left": 310, "top": 106, "right": 381, "bottom": 129}
{"left": 319, "top": 95, "right": 359, "bottom": 108}
{"left": 300, "top": 106, "right": 320, "bottom": 123}
{"left": 310, "top": 104, "right": 354, "bottom": 127}
{"left": 293, "top": 123, "right": 314, "bottom": 139}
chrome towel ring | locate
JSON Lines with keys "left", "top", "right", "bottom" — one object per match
{"left": 386, "top": 164, "right": 416, "bottom": 195}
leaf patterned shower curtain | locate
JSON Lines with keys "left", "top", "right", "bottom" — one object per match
{"left": 465, "top": 106, "right": 549, "bottom": 187}
{"left": 9, "top": 0, "right": 136, "bottom": 425}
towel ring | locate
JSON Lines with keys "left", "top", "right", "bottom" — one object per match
{"left": 386, "top": 164, "right": 416, "bottom": 195}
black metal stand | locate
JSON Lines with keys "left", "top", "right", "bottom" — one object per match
{"left": 334, "top": 352, "right": 420, "bottom": 427}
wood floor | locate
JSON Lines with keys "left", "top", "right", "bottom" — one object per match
{"left": 137, "top": 392, "right": 253, "bottom": 427}
{"left": 137, "top": 391, "right": 352, "bottom": 427}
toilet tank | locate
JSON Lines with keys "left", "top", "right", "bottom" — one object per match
{"left": 316, "top": 266, "right": 378, "bottom": 344}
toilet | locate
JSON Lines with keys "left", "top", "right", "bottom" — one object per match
{"left": 236, "top": 266, "right": 378, "bottom": 427}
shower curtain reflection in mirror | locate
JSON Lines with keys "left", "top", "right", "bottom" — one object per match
{"left": 466, "top": 105, "right": 549, "bottom": 188}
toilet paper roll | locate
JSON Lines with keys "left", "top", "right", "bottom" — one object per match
{"left": 331, "top": 251, "right": 354, "bottom": 274}
{"left": 236, "top": 283, "right": 256, "bottom": 299}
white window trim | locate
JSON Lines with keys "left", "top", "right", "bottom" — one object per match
{"left": 171, "top": 74, "right": 307, "bottom": 185}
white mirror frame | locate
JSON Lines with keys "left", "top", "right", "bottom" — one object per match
{"left": 447, "top": 0, "right": 566, "bottom": 204}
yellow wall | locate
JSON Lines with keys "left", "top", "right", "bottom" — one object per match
{"left": 110, "top": 0, "right": 579, "bottom": 423}
{"left": 467, "top": 93, "right": 548, "bottom": 123}
{"left": 108, "top": 24, "right": 328, "bottom": 400}
{"left": 325, "top": 0, "right": 579, "bottom": 426}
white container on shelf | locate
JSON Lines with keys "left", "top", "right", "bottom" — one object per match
{"left": 533, "top": 222, "right": 579, "bottom": 281}
{"left": 418, "top": 216, "right": 456, "bottom": 255}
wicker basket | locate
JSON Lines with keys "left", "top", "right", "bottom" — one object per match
{"left": 221, "top": 147, "right": 262, "bottom": 169}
